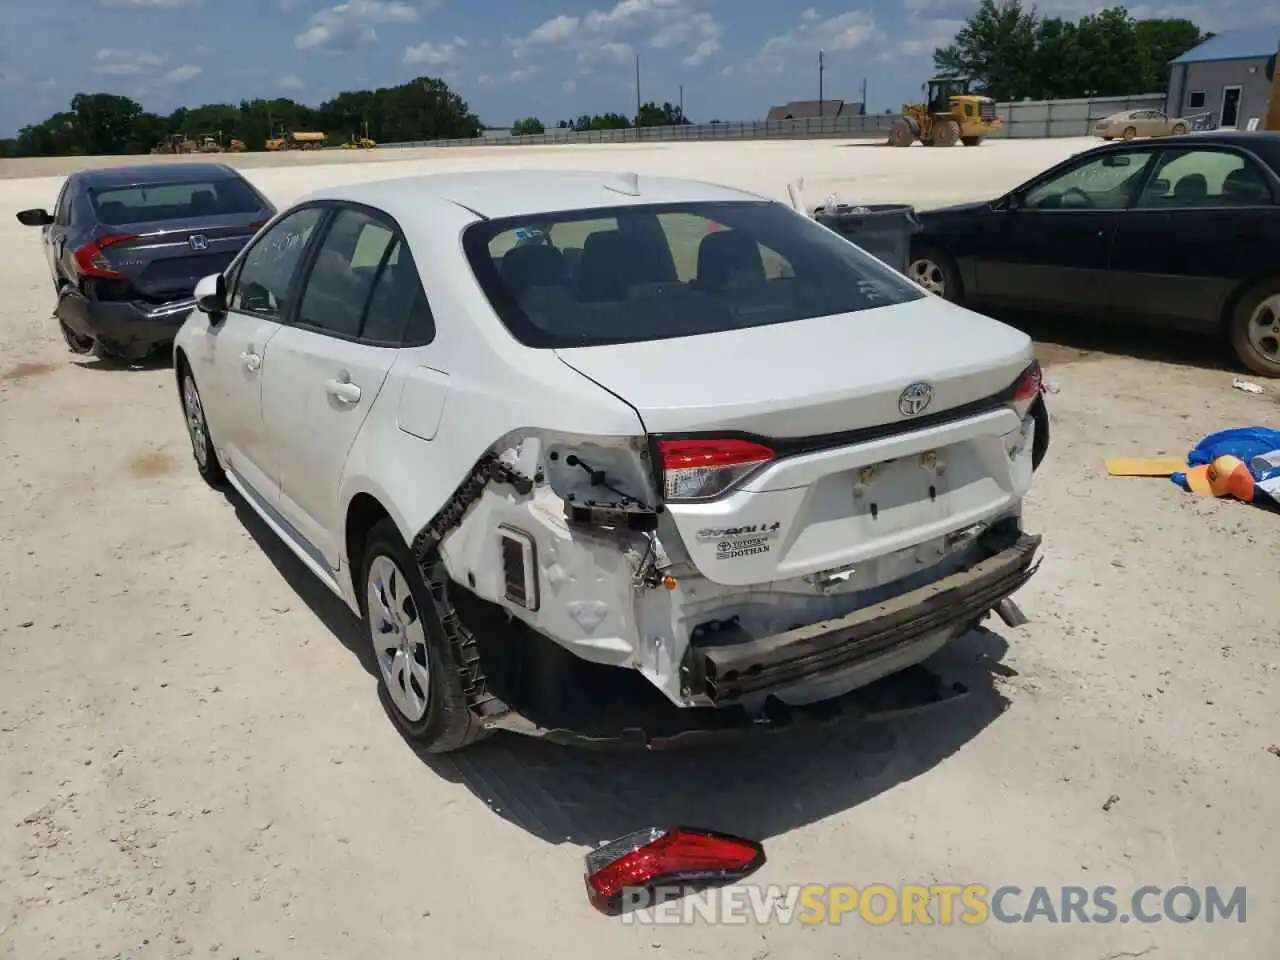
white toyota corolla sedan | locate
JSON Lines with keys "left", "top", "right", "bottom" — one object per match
{"left": 173, "top": 169, "right": 1048, "bottom": 752}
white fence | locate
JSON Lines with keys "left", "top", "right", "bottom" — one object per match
{"left": 376, "top": 94, "right": 1169, "bottom": 149}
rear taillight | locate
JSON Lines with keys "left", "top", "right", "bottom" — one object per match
{"left": 1011, "top": 360, "right": 1042, "bottom": 419}
{"left": 584, "top": 827, "right": 766, "bottom": 914}
{"left": 73, "top": 233, "right": 137, "bottom": 279}
{"left": 657, "top": 438, "right": 774, "bottom": 502}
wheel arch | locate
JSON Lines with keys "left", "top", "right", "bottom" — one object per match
{"left": 343, "top": 490, "right": 402, "bottom": 602}
{"left": 1219, "top": 271, "right": 1280, "bottom": 332}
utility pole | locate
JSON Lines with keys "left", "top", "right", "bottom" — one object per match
{"left": 861, "top": 76, "right": 867, "bottom": 115}
{"left": 635, "top": 54, "right": 642, "bottom": 126}
{"left": 679, "top": 83, "right": 684, "bottom": 117}
{"left": 818, "top": 50, "right": 825, "bottom": 117}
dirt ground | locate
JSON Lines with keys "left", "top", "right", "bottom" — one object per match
{"left": 1, "top": 138, "right": 1278, "bottom": 959}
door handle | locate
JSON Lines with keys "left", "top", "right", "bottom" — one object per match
{"left": 325, "top": 377, "right": 361, "bottom": 404}
{"left": 240, "top": 351, "right": 261, "bottom": 372}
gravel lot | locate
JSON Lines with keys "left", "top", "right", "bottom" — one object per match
{"left": 1, "top": 138, "right": 1278, "bottom": 960}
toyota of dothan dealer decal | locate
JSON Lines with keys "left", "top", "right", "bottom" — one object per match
{"left": 696, "top": 522, "right": 781, "bottom": 561}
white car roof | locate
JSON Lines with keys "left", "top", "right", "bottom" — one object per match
{"left": 296, "top": 169, "right": 765, "bottom": 220}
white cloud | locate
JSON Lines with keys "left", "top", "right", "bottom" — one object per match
{"left": 509, "top": 66, "right": 541, "bottom": 82}
{"left": 91, "top": 49, "right": 165, "bottom": 76}
{"left": 295, "top": 0, "right": 420, "bottom": 53}
{"left": 505, "top": 0, "right": 722, "bottom": 76}
{"left": 158, "top": 64, "right": 202, "bottom": 84}
{"left": 561, "top": 79, "right": 577, "bottom": 93}
{"left": 739, "top": 8, "right": 880, "bottom": 75}
{"left": 403, "top": 39, "right": 464, "bottom": 66}
{"left": 279, "top": 74, "right": 304, "bottom": 90}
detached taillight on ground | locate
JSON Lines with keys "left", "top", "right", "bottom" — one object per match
{"left": 1011, "top": 360, "right": 1043, "bottom": 419}
{"left": 73, "top": 234, "right": 137, "bottom": 279}
{"left": 584, "top": 826, "right": 766, "bottom": 914}
{"left": 657, "top": 438, "right": 775, "bottom": 502}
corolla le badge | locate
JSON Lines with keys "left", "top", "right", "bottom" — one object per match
{"left": 188, "top": 234, "right": 209, "bottom": 251}
{"left": 898, "top": 381, "right": 934, "bottom": 416}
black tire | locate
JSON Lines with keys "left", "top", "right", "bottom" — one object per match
{"left": 179, "top": 368, "right": 226, "bottom": 487}
{"left": 1171, "top": 123, "right": 1187, "bottom": 136}
{"left": 934, "top": 119, "right": 960, "bottom": 147}
{"left": 1122, "top": 126, "right": 1137, "bottom": 140}
{"left": 360, "top": 518, "right": 488, "bottom": 753}
{"left": 1227, "top": 277, "right": 1280, "bottom": 378}
{"left": 59, "top": 320, "right": 95, "bottom": 355}
{"left": 961, "top": 135, "right": 984, "bottom": 147}
{"left": 888, "top": 119, "right": 915, "bottom": 147}
{"left": 908, "top": 244, "right": 962, "bottom": 301}
{"left": 1030, "top": 395, "right": 1050, "bottom": 471}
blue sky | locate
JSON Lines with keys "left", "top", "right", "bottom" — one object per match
{"left": 0, "top": 0, "right": 1274, "bottom": 136}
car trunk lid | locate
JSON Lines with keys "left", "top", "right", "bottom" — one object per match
{"left": 89, "top": 215, "right": 263, "bottom": 301}
{"left": 555, "top": 297, "right": 1037, "bottom": 586}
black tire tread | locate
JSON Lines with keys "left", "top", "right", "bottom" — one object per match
{"left": 179, "top": 367, "right": 226, "bottom": 487}
{"left": 362, "top": 518, "right": 488, "bottom": 754}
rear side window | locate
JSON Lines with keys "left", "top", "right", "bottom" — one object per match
{"left": 462, "top": 200, "right": 922, "bottom": 348}
{"left": 297, "top": 208, "right": 395, "bottom": 338}
{"left": 90, "top": 178, "right": 263, "bottom": 226}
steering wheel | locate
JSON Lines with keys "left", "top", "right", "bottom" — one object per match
{"left": 1061, "top": 186, "right": 1095, "bottom": 208}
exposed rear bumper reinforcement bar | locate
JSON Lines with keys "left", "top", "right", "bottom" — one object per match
{"left": 696, "top": 531, "right": 1041, "bottom": 703}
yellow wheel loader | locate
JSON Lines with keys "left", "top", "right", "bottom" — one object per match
{"left": 888, "top": 76, "right": 1002, "bottom": 148}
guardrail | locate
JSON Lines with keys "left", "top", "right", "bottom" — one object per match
{"left": 375, "top": 93, "right": 1172, "bottom": 150}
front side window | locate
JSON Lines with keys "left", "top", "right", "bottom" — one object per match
{"left": 229, "top": 206, "right": 324, "bottom": 319}
{"left": 89, "top": 177, "right": 265, "bottom": 226}
{"left": 1134, "top": 148, "right": 1273, "bottom": 208}
{"left": 462, "top": 200, "right": 922, "bottom": 348}
{"left": 1022, "top": 151, "right": 1154, "bottom": 210}
{"left": 296, "top": 208, "right": 396, "bottom": 338}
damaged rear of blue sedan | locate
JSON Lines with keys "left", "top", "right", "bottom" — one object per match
{"left": 16, "top": 161, "right": 274, "bottom": 363}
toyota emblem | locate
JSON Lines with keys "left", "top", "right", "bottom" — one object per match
{"left": 188, "top": 234, "right": 208, "bottom": 251}
{"left": 898, "top": 381, "right": 934, "bottom": 416}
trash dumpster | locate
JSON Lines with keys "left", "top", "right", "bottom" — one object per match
{"left": 811, "top": 203, "right": 921, "bottom": 276}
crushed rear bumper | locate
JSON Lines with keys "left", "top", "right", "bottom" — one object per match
{"left": 56, "top": 287, "right": 194, "bottom": 360}
{"left": 471, "top": 528, "right": 1040, "bottom": 750}
{"left": 688, "top": 529, "right": 1041, "bottom": 704}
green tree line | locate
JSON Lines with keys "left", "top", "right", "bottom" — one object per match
{"left": 934, "top": 1, "right": 1209, "bottom": 101}
{"left": 0, "top": 76, "right": 483, "bottom": 158}
{"left": 511, "top": 101, "right": 690, "bottom": 136}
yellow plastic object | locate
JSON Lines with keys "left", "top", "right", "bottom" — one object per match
{"left": 1104, "top": 457, "right": 1185, "bottom": 477}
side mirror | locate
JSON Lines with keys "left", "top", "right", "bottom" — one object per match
{"left": 194, "top": 273, "right": 227, "bottom": 317}
{"left": 16, "top": 208, "right": 53, "bottom": 227}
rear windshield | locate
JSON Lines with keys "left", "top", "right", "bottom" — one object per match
{"left": 461, "top": 200, "right": 924, "bottom": 348}
{"left": 89, "top": 178, "right": 263, "bottom": 226}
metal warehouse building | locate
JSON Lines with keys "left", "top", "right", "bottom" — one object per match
{"left": 1166, "top": 27, "right": 1280, "bottom": 129}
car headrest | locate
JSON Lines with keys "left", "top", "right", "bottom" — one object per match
{"left": 189, "top": 190, "right": 216, "bottom": 213}
{"left": 97, "top": 201, "right": 126, "bottom": 221}
{"left": 696, "top": 229, "right": 765, "bottom": 288}
{"left": 1173, "top": 173, "right": 1208, "bottom": 204}
{"left": 501, "top": 243, "right": 568, "bottom": 297}
{"left": 578, "top": 230, "right": 632, "bottom": 300}
{"left": 1222, "top": 167, "right": 1269, "bottom": 203}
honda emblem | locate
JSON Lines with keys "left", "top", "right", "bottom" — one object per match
{"left": 188, "top": 234, "right": 208, "bottom": 251}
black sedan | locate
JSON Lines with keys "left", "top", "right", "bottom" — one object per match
{"left": 16, "top": 162, "right": 275, "bottom": 363}
{"left": 907, "top": 131, "right": 1280, "bottom": 377}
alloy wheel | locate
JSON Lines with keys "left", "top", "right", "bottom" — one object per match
{"left": 909, "top": 258, "right": 946, "bottom": 296}
{"left": 1246, "top": 294, "right": 1280, "bottom": 367}
{"left": 367, "top": 554, "right": 430, "bottom": 722}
